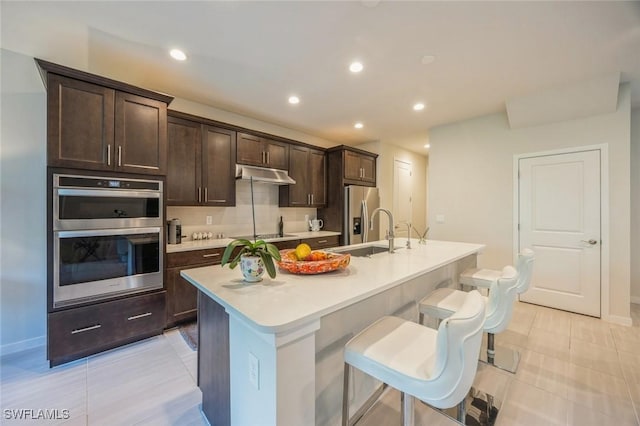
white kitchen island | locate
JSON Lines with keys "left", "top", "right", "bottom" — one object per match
{"left": 181, "top": 239, "right": 484, "bottom": 426}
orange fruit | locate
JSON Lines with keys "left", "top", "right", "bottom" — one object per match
{"left": 294, "top": 243, "right": 312, "bottom": 260}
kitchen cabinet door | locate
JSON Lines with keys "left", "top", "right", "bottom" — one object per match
{"left": 309, "top": 149, "right": 326, "bottom": 206}
{"left": 237, "top": 133, "right": 289, "bottom": 170}
{"left": 115, "top": 92, "right": 167, "bottom": 175}
{"left": 166, "top": 248, "right": 224, "bottom": 328}
{"left": 237, "top": 133, "right": 264, "bottom": 166}
{"left": 360, "top": 154, "right": 376, "bottom": 183}
{"left": 344, "top": 150, "right": 363, "bottom": 181}
{"left": 202, "top": 126, "right": 236, "bottom": 206}
{"left": 167, "top": 116, "right": 201, "bottom": 205}
{"left": 263, "top": 139, "right": 289, "bottom": 170}
{"left": 285, "top": 146, "right": 310, "bottom": 206}
{"left": 46, "top": 71, "right": 169, "bottom": 175}
{"left": 47, "top": 74, "right": 115, "bottom": 171}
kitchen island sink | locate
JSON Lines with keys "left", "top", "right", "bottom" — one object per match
{"left": 332, "top": 243, "right": 403, "bottom": 257}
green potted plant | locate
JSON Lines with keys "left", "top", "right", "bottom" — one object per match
{"left": 221, "top": 238, "right": 282, "bottom": 282}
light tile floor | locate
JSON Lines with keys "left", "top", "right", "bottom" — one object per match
{"left": 1, "top": 303, "right": 639, "bottom": 425}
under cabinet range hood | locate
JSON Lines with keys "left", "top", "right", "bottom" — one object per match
{"left": 235, "top": 164, "right": 296, "bottom": 185}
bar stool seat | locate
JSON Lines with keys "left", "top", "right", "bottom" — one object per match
{"left": 419, "top": 266, "right": 520, "bottom": 373}
{"left": 343, "top": 290, "right": 486, "bottom": 426}
{"left": 459, "top": 268, "right": 502, "bottom": 289}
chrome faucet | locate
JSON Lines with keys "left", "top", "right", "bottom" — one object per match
{"left": 398, "top": 222, "right": 412, "bottom": 249}
{"left": 370, "top": 208, "right": 395, "bottom": 253}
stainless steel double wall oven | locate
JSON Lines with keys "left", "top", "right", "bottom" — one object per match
{"left": 51, "top": 173, "right": 163, "bottom": 308}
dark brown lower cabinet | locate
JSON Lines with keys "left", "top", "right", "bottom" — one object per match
{"left": 306, "top": 235, "right": 339, "bottom": 250}
{"left": 48, "top": 291, "right": 166, "bottom": 366}
{"left": 165, "top": 247, "right": 225, "bottom": 328}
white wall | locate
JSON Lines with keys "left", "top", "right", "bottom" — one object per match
{"left": 0, "top": 49, "right": 48, "bottom": 354}
{"left": 428, "top": 84, "right": 631, "bottom": 322}
{"left": 356, "top": 141, "right": 428, "bottom": 239}
{"left": 631, "top": 108, "right": 640, "bottom": 304}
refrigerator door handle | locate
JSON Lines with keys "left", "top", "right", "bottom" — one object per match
{"left": 362, "top": 200, "right": 369, "bottom": 243}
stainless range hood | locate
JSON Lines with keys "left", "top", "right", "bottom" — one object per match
{"left": 235, "top": 164, "right": 296, "bottom": 185}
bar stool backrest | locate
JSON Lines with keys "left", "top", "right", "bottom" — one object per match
{"left": 515, "top": 249, "right": 535, "bottom": 294}
{"left": 418, "top": 290, "right": 485, "bottom": 409}
{"left": 483, "top": 266, "right": 519, "bottom": 334}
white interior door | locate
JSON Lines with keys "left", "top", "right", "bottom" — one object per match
{"left": 518, "top": 150, "right": 601, "bottom": 317}
{"left": 393, "top": 159, "right": 412, "bottom": 236}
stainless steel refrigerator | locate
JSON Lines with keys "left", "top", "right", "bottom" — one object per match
{"left": 344, "top": 185, "right": 380, "bottom": 245}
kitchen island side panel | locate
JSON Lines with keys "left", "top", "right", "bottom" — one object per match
{"left": 197, "top": 291, "right": 230, "bottom": 426}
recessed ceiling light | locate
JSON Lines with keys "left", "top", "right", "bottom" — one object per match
{"left": 349, "top": 61, "right": 364, "bottom": 73}
{"left": 421, "top": 55, "right": 436, "bottom": 65}
{"left": 288, "top": 95, "right": 300, "bottom": 105}
{"left": 354, "top": 122, "right": 364, "bottom": 129}
{"left": 424, "top": 144, "right": 430, "bottom": 149}
{"left": 413, "top": 102, "right": 425, "bottom": 111}
{"left": 169, "top": 49, "right": 187, "bottom": 61}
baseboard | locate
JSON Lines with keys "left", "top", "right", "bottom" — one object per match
{"left": 604, "top": 314, "right": 633, "bottom": 327}
{"left": 631, "top": 295, "right": 640, "bottom": 305}
{"left": 0, "top": 335, "right": 46, "bottom": 357}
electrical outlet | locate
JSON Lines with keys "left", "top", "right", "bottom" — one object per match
{"left": 248, "top": 352, "right": 260, "bottom": 390}
{"left": 436, "top": 214, "right": 445, "bottom": 224}
{"left": 206, "top": 215, "right": 212, "bottom": 225}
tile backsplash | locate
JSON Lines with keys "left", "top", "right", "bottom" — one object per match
{"left": 167, "top": 180, "right": 317, "bottom": 240}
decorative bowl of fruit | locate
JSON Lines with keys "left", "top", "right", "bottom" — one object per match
{"left": 277, "top": 243, "right": 350, "bottom": 275}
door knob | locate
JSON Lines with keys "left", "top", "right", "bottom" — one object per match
{"left": 581, "top": 239, "right": 598, "bottom": 245}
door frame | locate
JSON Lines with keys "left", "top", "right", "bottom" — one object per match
{"left": 393, "top": 158, "right": 413, "bottom": 234}
{"left": 512, "top": 143, "right": 610, "bottom": 321}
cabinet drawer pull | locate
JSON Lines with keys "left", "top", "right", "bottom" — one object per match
{"left": 117, "top": 146, "right": 122, "bottom": 167}
{"left": 266, "top": 152, "right": 270, "bottom": 164}
{"left": 71, "top": 324, "right": 101, "bottom": 334}
{"left": 204, "top": 187, "right": 208, "bottom": 202}
{"left": 127, "top": 312, "right": 152, "bottom": 321}
{"left": 107, "top": 145, "right": 111, "bottom": 166}
{"left": 198, "top": 187, "right": 202, "bottom": 203}
{"left": 202, "top": 253, "right": 221, "bottom": 258}
{"left": 211, "top": 199, "right": 226, "bottom": 203}
{"left": 317, "top": 240, "right": 327, "bottom": 244}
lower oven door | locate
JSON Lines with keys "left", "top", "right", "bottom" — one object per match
{"left": 53, "top": 227, "right": 163, "bottom": 308}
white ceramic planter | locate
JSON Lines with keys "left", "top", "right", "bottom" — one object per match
{"left": 240, "top": 254, "right": 265, "bottom": 282}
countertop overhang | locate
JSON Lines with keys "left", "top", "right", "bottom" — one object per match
{"left": 180, "top": 239, "right": 484, "bottom": 334}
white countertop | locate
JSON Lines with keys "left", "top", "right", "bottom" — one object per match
{"left": 180, "top": 239, "right": 484, "bottom": 333}
{"left": 166, "top": 230, "right": 341, "bottom": 253}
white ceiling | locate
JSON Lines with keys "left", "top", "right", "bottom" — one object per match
{"left": 2, "top": 1, "right": 640, "bottom": 154}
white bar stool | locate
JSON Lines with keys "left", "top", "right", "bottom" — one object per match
{"left": 460, "top": 249, "right": 535, "bottom": 293}
{"left": 418, "top": 266, "right": 520, "bottom": 373}
{"left": 342, "top": 290, "right": 486, "bottom": 426}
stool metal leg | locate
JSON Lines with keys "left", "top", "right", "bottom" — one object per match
{"left": 342, "top": 363, "right": 350, "bottom": 426}
{"left": 487, "top": 333, "right": 495, "bottom": 365}
{"left": 456, "top": 398, "right": 467, "bottom": 424}
{"left": 401, "top": 392, "right": 415, "bottom": 426}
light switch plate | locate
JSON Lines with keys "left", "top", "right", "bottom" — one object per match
{"left": 436, "top": 214, "right": 445, "bottom": 224}
{"left": 206, "top": 215, "right": 212, "bottom": 225}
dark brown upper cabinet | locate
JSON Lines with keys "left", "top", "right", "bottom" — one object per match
{"left": 237, "top": 132, "right": 289, "bottom": 170}
{"left": 167, "top": 114, "right": 236, "bottom": 206}
{"left": 344, "top": 149, "right": 376, "bottom": 185}
{"left": 37, "top": 59, "right": 173, "bottom": 175}
{"left": 279, "top": 146, "right": 326, "bottom": 207}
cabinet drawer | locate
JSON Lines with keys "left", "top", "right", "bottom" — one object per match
{"left": 306, "top": 235, "right": 340, "bottom": 249}
{"left": 48, "top": 291, "right": 166, "bottom": 364}
{"left": 167, "top": 247, "right": 225, "bottom": 268}
{"left": 273, "top": 240, "right": 300, "bottom": 250}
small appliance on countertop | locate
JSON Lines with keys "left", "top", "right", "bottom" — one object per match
{"left": 168, "top": 218, "right": 182, "bottom": 244}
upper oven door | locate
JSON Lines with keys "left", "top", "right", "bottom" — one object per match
{"left": 53, "top": 175, "right": 162, "bottom": 230}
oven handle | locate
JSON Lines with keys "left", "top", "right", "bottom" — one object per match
{"left": 56, "top": 227, "right": 162, "bottom": 238}
{"left": 56, "top": 188, "right": 161, "bottom": 198}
